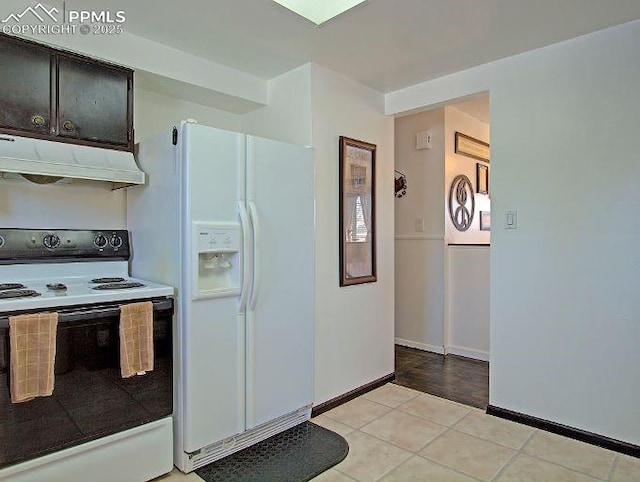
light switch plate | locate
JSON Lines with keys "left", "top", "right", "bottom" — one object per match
{"left": 505, "top": 210, "right": 517, "bottom": 229}
{"left": 415, "top": 217, "right": 425, "bottom": 232}
{"left": 416, "top": 130, "right": 433, "bottom": 150}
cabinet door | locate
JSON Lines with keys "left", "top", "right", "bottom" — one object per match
{"left": 58, "top": 56, "right": 131, "bottom": 147}
{"left": 0, "top": 36, "right": 52, "bottom": 135}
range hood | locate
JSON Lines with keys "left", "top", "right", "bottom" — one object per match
{"left": 0, "top": 135, "right": 145, "bottom": 185}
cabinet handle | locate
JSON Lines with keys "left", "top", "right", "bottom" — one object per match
{"left": 32, "top": 115, "right": 46, "bottom": 127}
{"left": 62, "top": 120, "right": 75, "bottom": 131}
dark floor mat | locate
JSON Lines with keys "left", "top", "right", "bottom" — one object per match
{"left": 195, "top": 422, "right": 349, "bottom": 482}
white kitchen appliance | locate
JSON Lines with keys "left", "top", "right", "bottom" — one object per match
{"left": 0, "top": 229, "right": 175, "bottom": 482}
{"left": 127, "top": 121, "right": 315, "bottom": 472}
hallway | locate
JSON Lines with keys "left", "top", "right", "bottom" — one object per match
{"left": 394, "top": 345, "right": 489, "bottom": 409}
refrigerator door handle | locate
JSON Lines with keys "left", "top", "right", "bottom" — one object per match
{"left": 248, "top": 201, "right": 260, "bottom": 311}
{"left": 238, "top": 201, "right": 252, "bottom": 312}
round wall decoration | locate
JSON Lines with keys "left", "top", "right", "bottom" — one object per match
{"left": 448, "top": 174, "right": 475, "bottom": 231}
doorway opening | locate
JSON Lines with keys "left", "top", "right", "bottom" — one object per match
{"left": 392, "top": 91, "right": 490, "bottom": 408}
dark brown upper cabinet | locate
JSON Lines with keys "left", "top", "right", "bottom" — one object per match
{"left": 0, "top": 35, "right": 52, "bottom": 136}
{"left": 0, "top": 34, "right": 133, "bottom": 151}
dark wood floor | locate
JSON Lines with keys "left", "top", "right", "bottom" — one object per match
{"left": 393, "top": 345, "right": 489, "bottom": 409}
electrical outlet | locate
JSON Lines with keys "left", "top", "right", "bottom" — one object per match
{"left": 415, "top": 217, "right": 425, "bottom": 232}
{"left": 416, "top": 130, "right": 433, "bottom": 150}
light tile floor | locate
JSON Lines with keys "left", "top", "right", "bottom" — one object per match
{"left": 154, "top": 384, "right": 640, "bottom": 482}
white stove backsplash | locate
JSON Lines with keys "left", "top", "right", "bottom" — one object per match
{"left": 0, "top": 177, "right": 126, "bottom": 229}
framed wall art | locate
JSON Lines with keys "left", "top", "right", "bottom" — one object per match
{"left": 476, "top": 163, "right": 489, "bottom": 194}
{"left": 455, "top": 132, "right": 490, "bottom": 163}
{"left": 339, "top": 136, "right": 377, "bottom": 286}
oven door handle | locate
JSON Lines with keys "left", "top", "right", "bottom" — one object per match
{"left": 0, "top": 298, "right": 173, "bottom": 328}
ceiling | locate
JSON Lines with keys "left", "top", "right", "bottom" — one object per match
{"left": 51, "top": 0, "right": 640, "bottom": 93}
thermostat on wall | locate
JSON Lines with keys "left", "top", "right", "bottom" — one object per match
{"left": 416, "top": 130, "right": 433, "bottom": 150}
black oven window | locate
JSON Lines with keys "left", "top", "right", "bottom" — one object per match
{"left": 0, "top": 299, "right": 173, "bottom": 468}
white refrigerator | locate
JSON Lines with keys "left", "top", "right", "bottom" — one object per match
{"left": 127, "top": 121, "right": 314, "bottom": 472}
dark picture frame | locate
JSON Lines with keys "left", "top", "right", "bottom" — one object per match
{"left": 455, "top": 132, "right": 490, "bottom": 163}
{"left": 339, "top": 136, "right": 377, "bottom": 286}
{"left": 476, "top": 163, "right": 489, "bottom": 194}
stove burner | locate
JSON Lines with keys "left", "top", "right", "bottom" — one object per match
{"left": 47, "top": 283, "right": 67, "bottom": 292}
{"left": 91, "top": 277, "right": 126, "bottom": 284}
{"left": 0, "top": 289, "right": 41, "bottom": 299}
{"left": 0, "top": 283, "right": 27, "bottom": 291}
{"left": 92, "top": 282, "right": 145, "bottom": 290}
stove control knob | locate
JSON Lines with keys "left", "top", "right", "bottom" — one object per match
{"left": 94, "top": 234, "right": 108, "bottom": 249}
{"left": 0, "top": 235, "right": 4, "bottom": 249}
{"left": 43, "top": 234, "right": 61, "bottom": 249}
{"left": 109, "top": 234, "right": 123, "bottom": 248}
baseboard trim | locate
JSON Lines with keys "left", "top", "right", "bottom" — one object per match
{"left": 486, "top": 405, "right": 640, "bottom": 458}
{"left": 311, "top": 373, "right": 395, "bottom": 418}
{"left": 395, "top": 338, "right": 445, "bottom": 355}
{"left": 445, "top": 344, "right": 490, "bottom": 362}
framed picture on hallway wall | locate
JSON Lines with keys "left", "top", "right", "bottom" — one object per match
{"left": 339, "top": 136, "right": 377, "bottom": 286}
{"left": 476, "top": 163, "right": 489, "bottom": 194}
{"left": 455, "top": 132, "right": 490, "bottom": 162}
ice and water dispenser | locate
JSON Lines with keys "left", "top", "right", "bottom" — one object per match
{"left": 192, "top": 222, "right": 241, "bottom": 299}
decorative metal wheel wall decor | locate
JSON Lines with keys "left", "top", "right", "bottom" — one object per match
{"left": 448, "top": 174, "right": 475, "bottom": 231}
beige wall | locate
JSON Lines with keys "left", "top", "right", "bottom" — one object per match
{"left": 387, "top": 20, "right": 640, "bottom": 445}
{"left": 134, "top": 87, "right": 243, "bottom": 142}
{"left": 394, "top": 109, "right": 445, "bottom": 352}
{"left": 312, "top": 64, "right": 395, "bottom": 404}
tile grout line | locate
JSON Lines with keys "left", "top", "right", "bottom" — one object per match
{"left": 606, "top": 454, "right": 619, "bottom": 481}
{"left": 355, "top": 413, "right": 449, "bottom": 454}
{"left": 338, "top": 422, "right": 484, "bottom": 482}
{"left": 413, "top": 426, "right": 489, "bottom": 481}
{"left": 320, "top": 397, "right": 393, "bottom": 429}
{"left": 325, "top": 385, "right": 620, "bottom": 482}
{"left": 330, "top": 465, "right": 357, "bottom": 481}
{"left": 413, "top": 449, "right": 486, "bottom": 481}
{"left": 489, "top": 428, "right": 538, "bottom": 481}
{"left": 520, "top": 432, "right": 618, "bottom": 480}
{"left": 448, "top": 425, "right": 532, "bottom": 452}
{"left": 332, "top": 425, "right": 414, "bottom": 482}
{"left": 328, "top": 403, "right": 415, "bottom": 481}
{"left": 394, "top": 400, "right": 472, "bottom": 426}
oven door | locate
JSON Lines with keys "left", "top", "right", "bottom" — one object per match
{"left": 0, "top": 297, "right": 173, "bottom": 468}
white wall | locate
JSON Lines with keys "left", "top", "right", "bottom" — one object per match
{"left": 444, "top": 106, "right": 490, "bottom": 244}
{"left": 448, "top": 246, "right": 490, "bottom": 361}
{"left": 442, "top": 105, "right": 490, "bottom": 361}
{"left": 242, "top": 64, "right": 313, "bottom": 146}
{"left": 386, "top": 20, "right": 640, "bottom": 445}
{"left": 312, "top": 64, "right": 395, "bottom": 405}
{"left": 394, "top": 109, "right": 445, "bottom": 352}
{"left": 0, "top": 176, "right": 126, "bottom": 229}
{"left": 395, "top": 110, "right": 445, "bottom": 237}
{"left": 135, "top": 88, "right": 242, "bottom": 142}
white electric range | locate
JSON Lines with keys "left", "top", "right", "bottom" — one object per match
{"left": 0, "top": 229, "right": 175, "bottom": 482}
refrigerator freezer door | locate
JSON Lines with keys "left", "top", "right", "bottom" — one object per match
{"left": 181, "top": 124, "right": 247, "bottom": 452}
{"left": 245, "top": 136, "right": 314, "bottom": 429}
